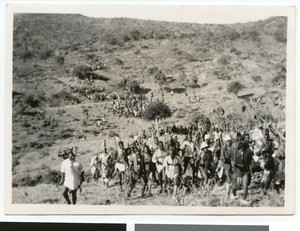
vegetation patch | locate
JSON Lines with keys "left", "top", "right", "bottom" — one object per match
{"left": 143, "top": 101, "right": 172, "bottom": 121}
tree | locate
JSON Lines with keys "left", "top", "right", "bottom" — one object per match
{"left": 191, "top": 113, "right": 211, "bottom": 131}
{"left": 142, "top": 101, "right": 172, "bottom": 121}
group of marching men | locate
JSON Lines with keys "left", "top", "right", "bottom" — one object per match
{"left": 86, "top": 124, "right": 285, "bottom": 205}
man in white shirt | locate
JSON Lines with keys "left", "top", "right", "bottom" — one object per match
{"left": 164, "top": 146, "right": 182, "bottom": 198}
{"left": 152, "top": 141, "right": 167, "bottom": 193}
{"left": 60, "top": 151, "right": 84, "bottom": 205}
{"left": 181, "top": 136, "right": 196, "bottom": 181}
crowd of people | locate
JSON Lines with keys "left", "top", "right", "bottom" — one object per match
{"left": 59, "top": 123, "right": 285, "bottom": 205}
{"left": 112, "top": 92, "right": 149, "bottom": 118}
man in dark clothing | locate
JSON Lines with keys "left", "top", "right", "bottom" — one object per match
{"left": 126, "top": 146, "right": 142, "bottom": 198}
{"left": 231, "top": 142, "right": 253, "bottom": 205}
{"left": 220, "top": 134, "right": 234, "bottom": 196}
{"left": 261, "top": 134, "right": 275, "bottom": 194}
{"left": 274, "top": 143, "right": 285, "bottom": 193}
{"left": 198, "top": 142, "right": 213, "bottom": 187}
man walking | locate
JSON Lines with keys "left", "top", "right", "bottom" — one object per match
{"left": 60, "top": 151, "right": 84, "bottom": 205}
{"left": 181, "top": 136, "right": 196, "bottom": 181}
{"left": 231, "top": 142, "right": 253, "bottom": 205}
{"left": 152, "top": 141, "right": 167, "bottom": 193}
{"left": 164, "top": 146, "right": 183, "bottom": 198}
{"left": 220, "top": 134, "right": 234, "bottom": 196}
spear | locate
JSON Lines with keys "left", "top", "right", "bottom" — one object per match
{"left": 155, "top": 117, "right": 159, "bottom": 137}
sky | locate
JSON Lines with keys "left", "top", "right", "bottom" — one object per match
{"left": 79, "top": 5, "right": 293, "bottom": 24}
{"left": 5, "top": 4, "right": 294, "bottom": 24}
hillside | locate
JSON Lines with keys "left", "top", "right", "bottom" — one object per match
{"left": 11, "top": 14, "right": 287, "bottom": 206}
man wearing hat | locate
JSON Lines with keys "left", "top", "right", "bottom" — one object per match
{"left": 220, "top": 134, "right": 234, "bottom": 196}
{"left": 60, "top": 151, "right": 84, "bottom": 205}
{"left": 198, "top": 141, "right": 213, "bottom": 186}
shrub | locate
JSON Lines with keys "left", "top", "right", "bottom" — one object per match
{"left": 129, "top": 29, "right": 142, "bottom": 40}
{"left": 12, "top": 169, "right": 61, "bottom": 187}
{"left": 191, "top": 114, "right": 211, "bottom": 131}
{"left": 118, "top": 78, "right": 128, "bottom": 89}
{"left": 192, "top": 76, "right": 198, "bottom": 84}
{"left": 147, "top": 66, "right": 159, "bottom": 75}
{"left": 272, "top": 74, "right": 286, "bottom": 85}
{"left": 230, "top": 47, "right": 237, "bottom": 53}
{"left": 106, "top": 35, "right": 117, "bottom": 45}
{"left": 226, "top": 30, "right": 240, "bottom": 41}
{"left": 25, "top": 94, "right": 45, "bottom": 108}
{"left": 246, "top": 30, "right": 260, "bottom": 41}
{"left": 73, "top": 64, "right": 93, "bottom": 79}
{"left": 235, "top": 50, "right": 242, "bottom": 57}
{"left": 274, "top": 30, "right": 286, "bottom": 43}
{"left": 55, "top": 55, "right": 65, "bottom": 65}
{"left": 128, "top": 80, "right": 141, "bottom": 94}
{"left": 154, "top": 70, "right": 167, "bottom": 86}
{"left": 39, "top": 48, "right": 53, "bottom": 60}
{"left": 213, "top": 68, "right": 230, "bottom": 80}
{"left": 19, "top": 49, "right": 33, "bottom": 62}
{"left": 252, "top": 75, "right": 262, "bottom": 82}
{"left": 218, "top": 54, "right": 231, "bottom": 65}
{"left": 227, "top": 81, "right": 245, "bottom": 95}
{"left": 142, "top": 101, "right": 172, "bottom": 121}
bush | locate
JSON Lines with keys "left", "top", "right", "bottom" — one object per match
{"left": 19, "top": 49, "right": 33, "bottom": 62}
{"left": 252, "top": 75, "right": 262, "bottom": 82}
{"left": 128, "top": 80, "right": 141, "bottom": 94}
{"left": 142, "top": 101, "right": 172, "bottom": 121}
{"left": 118, "top": 78, "right": 128, "bottom": 88}
{"left": 12, "top": 169, "right": 60, "bottom": 187}
{"left": 39, "top": 48, "right": 53, "bottom": 60}
{"left": 192, "top": 76, "right": 198, "bottom": 84}
{"left": 154, "top": 70, "right": 167, "bottom": 86}
{"left": 227, "top": 81, "right": 245, "bottom": 95}
{"left": 226, "top": 30, "right": 240, "bottom": 41}
{"left": 25, "top": 94, "right": 45, "bottom": 108}
{"left": 272, "top": 74, "right": 285, "bottom": 85}
{"left": 274, "top": 30, "right": 286, "bottom": 43}
{"left": 147, "top": 66, "right": 159, "bottom": 75}
{"left": 246, "top": 30, "right": 260, "bottom": 41}
{"left": 218, "top": 54, "right": 231, "bottom": 65}
{"left": 213, "top": 68, "right": 230, "bottom": 80}
{"left": 56, "top": 55, "right": 65, "bottom": 65}
{"left": 106, "top": 35, "right": 117, "bottom": 45}
{"left": 191, "top": 113, "right": 211, "bottom": 131}
{"left": 230, "top": 47, "right": 237, "bottom": 53}
{"left": 235, "top": 50, "right": 242, "bottom": 57}
{"left": 73, "top": 64, "right": 93, "bottom": 79}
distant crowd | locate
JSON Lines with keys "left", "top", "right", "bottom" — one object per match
{"left": 58, "top": 122, "right": 285, "bottom": 205}
{"left": 112, "top": 92, "right": 149, "bottom": 118}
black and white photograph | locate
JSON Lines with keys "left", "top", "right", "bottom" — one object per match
{"left": 5, "top": 4, "right": 295, "bottom": 214}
